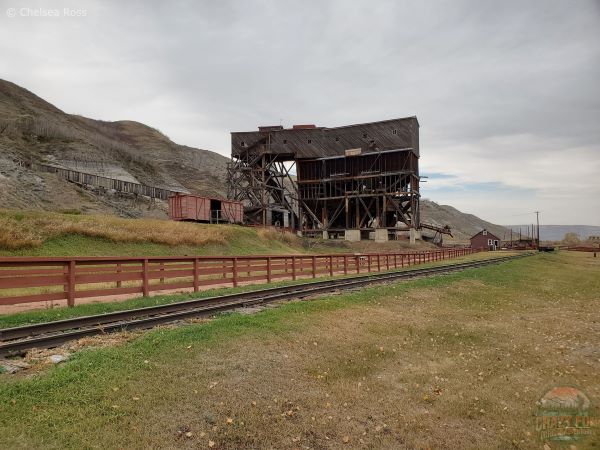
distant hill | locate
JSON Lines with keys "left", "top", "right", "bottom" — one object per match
{"left": 421, "top": 200, "right": 509, "bottom": 244}
{"left": 0, "top": 79, "right": 510, "bottom": 241}
{"left": 507, "top": 225, "right": 600, "bottom": 241}
{"left": 0, "top": 79, "right": 228, "bottom": 217}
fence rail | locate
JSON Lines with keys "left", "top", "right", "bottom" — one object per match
{"left": 0, "top": 249, "right": 477, "bottom": 308}
{"left": 562, "top": 246, "right": 599, "bottom": 252}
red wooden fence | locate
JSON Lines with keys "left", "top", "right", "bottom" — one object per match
{"left": 0, "top": 249, "right": 477, "bottom": 307}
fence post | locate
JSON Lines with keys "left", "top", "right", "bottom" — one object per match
{"left": 344, "top": 255, "right": 348, "bottom": 275}
{"left": 329, "top": 255, "right": 334, "bottom": 276}
{"left": 312, "top": 256, "right": 317, "bottom": 278}
{"left": 159, "top": 262, "right": 165, "bottom": 284}
{"left": 292, "top": 256, "right": 297, "bottom": 280}
{"left": 267, "top": 257, "right": 272, "bottom": 283}
{"left": 193, "top": 258, "right": 199, "bottom": 292}
{"left": 116, "top": 263, "right": 122, "bottom": 288}
{"left": 232, "top": 258, "right": 238, "bottom": 287}
{"left": 67, "top": 260, "right": 76, "bottom": 307}
{"left": 142, "top": 259, "right": 149, "bottom": 297}
{"left": 368, "top": 255, "right": 372, "bottom": 272}
{"left": 355, "top": 255, "right": 360, "bottom": 273}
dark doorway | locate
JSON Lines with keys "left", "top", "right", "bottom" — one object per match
{"left": 210, "top": 199, "right": 222, "bottom": 223}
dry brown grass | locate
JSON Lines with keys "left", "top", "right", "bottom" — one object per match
{"left": 0, "top": 209, "right": 235, "bottom": 249}
{"left": 256, "top": 227, "right": 298, "bottom": 246}
{"left": 131, "top": 254, "right": 597, "bottom": 449}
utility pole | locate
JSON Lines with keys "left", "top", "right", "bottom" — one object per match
{"left": 534, "top": 211, "right": 540, "bottom": 249}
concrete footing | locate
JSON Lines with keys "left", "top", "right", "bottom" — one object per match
{"left": 409, "top": 228, "right": 421, "bottom": 245}
{"left": 374, "top": 228, "right": 388, "bottom": 243}
{"left": 345, "top": 229, "right": 361, "bottom": 242}
{"left": 322, "top": 231, "right": 329, "bottom": 240}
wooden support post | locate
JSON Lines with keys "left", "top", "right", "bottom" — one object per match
{"left": 67, "top": 260, "right": 76, "bottom": 307}
{"left": 368, "top": 255, "right": 372, "bottom": 272}
{"left": 312, "top": 256, "right": 317, "bottom": 278}
{"left": 329, "top": 255, "right": 334, "bottom": 276}
{"left": 356, "top": 255, "right": 360, "bottom": 273}
{"left": 232, "top": 258, "right": 238, "bottom": 287}
{"left": 344, "top": 255, "right": 348, "bottom": 275}
{"left": 267, "top": 257, "right": 272, "bottom": 283}
{"left": 292, "top": 256, "right": 297, "bottom": 280}
{"left": 142, "top": 259, "right": 149, "bottom": 297}
{"left": 159, "top": 262, "right": 165, "bottom": 284}
{"left": 377, "top": 254, "right": 381, "bottom": 272}
{"left": 116, "top": 263, "right": 122, "bottom": 288}
{"left": 193, "top": 258, "right": 199, "bottom": 292}
{"left": 345, "top": 197, "right": 349, "bottom": 229}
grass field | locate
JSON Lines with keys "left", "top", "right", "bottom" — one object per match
{"left": 0, "top": 251, "right": 598, "bottom": 449}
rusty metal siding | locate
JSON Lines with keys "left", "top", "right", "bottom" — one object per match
{"left": 169, "top": 195, "right": 243, "bottom": 223}
{"left": 231, "top": 117, "right": 419, "bottom": 159}
{"left": 169, "top": 195, "right": 182, "bottom": 220}
{"left": 169, "top": 195, "right": 209, "bottom": 221}
{"left": 221, "top": 200, "right": 244, "bottom": 224}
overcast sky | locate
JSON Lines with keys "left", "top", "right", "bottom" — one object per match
{"left": 2, "top": 0, "right": 599, "bottom": 225}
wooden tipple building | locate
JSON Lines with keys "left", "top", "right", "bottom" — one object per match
{"left": 228, "top": 117, "right": 422, "bottom": 242}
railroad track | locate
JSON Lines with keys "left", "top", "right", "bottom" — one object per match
{"left": 0, "top": 253, "right": 530, "bottom": 356}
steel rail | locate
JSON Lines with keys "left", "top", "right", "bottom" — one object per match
{"left": 0, "top": 254, "right": 530, "bottom": 356}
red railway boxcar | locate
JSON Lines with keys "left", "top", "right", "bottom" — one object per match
{"left": 168, "top": 194, "right": 244, "bottom": 224}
